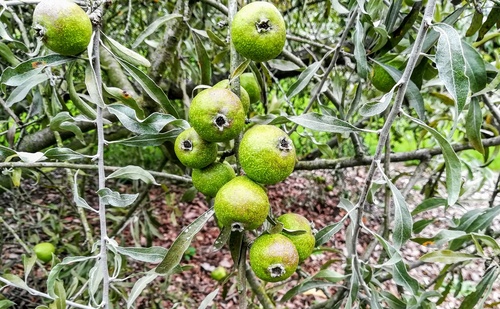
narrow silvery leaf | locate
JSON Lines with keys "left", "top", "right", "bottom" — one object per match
{"left": 359, "top": 89, "right": 394, "bottom": 117}
{"left": 354, "top": 18, "right": 368, "bottom": 79}
{"left": 465, "top": 98, "right": 484, "bottom": 155}
{"left": 17, "top": 151, "right": 46, "bottom": 163}
{"left": 104, "top": 34, "right": 151, "bottom": 67}
{"left": 116, "top": 59, "right": 180, "bottom": 118}
{"left": 212, "top": 225, "right": 231, "bottom": 252}
{"left": 132, "top": 14, "right": 183, "bottom": 48}
{"left": 53, "top": 281, "right": 67, "bottom": 309}
{"left": 267, "top": 59, "right": 300, "bottom": 71}
{"left": 1, "top": 54, "right": 72, "bottom": 86}
{"left": 377, "top": 162, "right": 412, "bottom": 248}
{"left": 72, "top": 171, "right": 97, "bottom": 212}
{"left": 115, "top": 246, "right": 168, "bottom": 264}
{"left": 44, "top": 148, "right": 89, "bottom": 161}
{"left": 420, "top": 250, "right": 480, "bottom": 264}
{"left": 127, "top": 272, "right": 159, "bottom": 308}
{"left": 198, "top": 288, "right": 219, "bottom": 309}
{"left": 47, "top": 255, "right": 97, "bottom": 298}
{"left": 107, "top": 103, "right": 188, "bottom": 135}
{"left": 108, "top": 129, "right": 182, "bottom": 147}
{"left": 84, "top": 63, "right": 106, "bottom": 108}
{"left": 406, "top": 114, "right": 462, "bottom": 206}
{"left": 229, "top": 59, "right": 251, "bottom": 81}
{"left": 1, "top": 274, "right": 31, "bottom": 291}
{"left": 434, "top": 23, "right": 470, "bottom": 115}
{"left": 6, "top": 73, "right": 48, "bottom": 106}
{"left": 458, "top": 266, "right": 500, "bottom": 309}
{"left": 287, "top": 61, "right": 321, "bottom": 99}
{"left": 155, "top": 208, "right": 215, "bottom": 274}
{"left": 315, "top": 219, "right": 345, "bottom": 247}
{"left": 97, "top": 188, "right": 138, "bottom": 207}
{"left": 280, "top": 281, "right": 336, "bottom": 303}
{"left": 23, "top": 254, "right": 37, "bottom": 282}
{"left": 192, "top": 30, "right": 212, "bottom": 85}
{"left": 107, "top": 165, "right": 158, "bottom": 185}
{"left": 288, "top": 112, "right": 370, "bottom": 133}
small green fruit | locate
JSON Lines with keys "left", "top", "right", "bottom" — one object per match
{"left": 249, "top": 233, "right": 299, "bottom": 282}
{"left": 240, "top": 73, "right": 261, "bottom": 103}
{"left": 33, "top": 0, "right": 92, "bottom": 56}
{"left": 371, "top": 64, "right": 396, "bottom": 93}
{"left": 189, "top": 88, "right": 246, "bottom": 142}
{"left": 174, "top": 128, "right": 218, "bottom": 169}
{"left": 277, "top": 213, "right": 315, "bottom": 262}
{"left": 34, "top": 242, "right": 55, "bottom": 263}
{"left": 214, "top": 176, "right": 269, "bottom": 231}
{"left": 211, "top": 266, "right": 228, "bottom": 281}
{"left": 239, "top": 125, "right": 296, "bottom": 185}
{"left": 213, "top": 79, "right": 250, "bottom": 113}
{"left": 192, "top": 162, "right": 236, "bottom": 198}
{"left": 231, "top": 1, "right": 286, "bottom": 62}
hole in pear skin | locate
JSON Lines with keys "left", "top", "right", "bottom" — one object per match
{"left": 255, "top": 19, "right": 272, "bottom": 33}
{"left": 231, "top": 222, "right": 244, "bottom": 232}
{"left": 268, "top": 264, "right": 286, "bottom": 278}
{"left": 181, "top": 140, "right": 193, "bottom": 151}
{"left": 214, "top": 114, "right": 229, "bottom": 131}
{"left": 278, "top": 137, "right": 293, "bottom": 152}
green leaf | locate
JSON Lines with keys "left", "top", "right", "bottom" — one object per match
{"left": 106, "top": 165, "right": 158, "bottom": 185}
{"left": 22, "top": 254, "right": 37, "bottom": 282}
{"left": 433, "top": 23, "right": 470, "bottom": 115}
{"left": 47, "top": 255, "right": 98, "bottom": 298}
{"left": 375, "top": 61, "right": 425, "bottom": 120}
{"left": 413, "top": 230, "right": 466, "bottom": 247}
{"left": 470, "top": 233, "right": 500, "bottom": 255}
{"left": 44, "top": 148, "right": 89, "bottom": 161}
{"left": 132, "top": 14, "right": 183, "bottom": 48}
{"left": 267, "top": 59, "right": 301, "bottom": 71}
{"left": 103, "top": 85, "right": 144, "bottom": 119}
{"left": 359, "top": 89, "right": 394, "bottom": 117}
{"left": 420, "top": 249, "right": 480, "bottom": 264}
{"left": 312, "top": 269, "right": 346, "bottom": 283}
{"left": 104, "top": 34, "right": 151, "bottom": 67}
{"left": 1, "top": 274, "right": 30, "bottom": 291}
{"left": 465, "top": 97, "right": 484, "bottom": 155}
{"left": 49, "top": 112, "right": 86, "bottom": 145}
{"left": 85, "top": 63, "right": 106, "bottom": 108}
{"left": 461, "top": 41, "right": 486, "bottom": 93}
{"left": 107, "top": 103, "right": 187, "bottom": 135}
{"left": 53, "top": 281, "right": 67, "bottom": 309}
{"left": 97, "top": 188, "right": 139, "bottom": 207}
{"left": 477, "top": 7, "right": 500, "bottom": 41}
{"left": 393, "top": 259, "right": 419, "bottom": 294}
{"left": 206, "top": 29, "right": 226, "bottom": 47}
{"left": 315, "top": 218, "right": 345, "bottom": 246}
{"left": 280, "top": 281, "right": 336, "bottom": 302}
{"left": 72, "top": 171, "right": 97, "bottom": 212}
{"left": 198, "top": 288, "right": 219, "bottom": 309}
{"left": 412, "top": 219, "right": 435, "bottom": 234}
{"left": 411, "top": 198, "right": 447, "bottom": 216}
{"left": 380, "top": 167, "right": 412, "bottom": 248}
{"left": 212, "top": 225, "right": 231, "bottom": 252}
{"left": 458, "top": 266, "right": 500, "bottom": 309}
{"left": 109, "top": 129, "right": 182, "bottom": 147}
{"left": 380, "top": 291, "right": 406, "bottom": 309}
{"left": 287, "top": 61, "right": 321, "bottom": 99}
{"left": 6, "top": 73, "right": 49, "bottom": 106}
{"left": 0, "top": 299, "right": 15, "bottom": 309}
{"left": 289, "top": 112, "right": 368, "bottom": 133}
{"left": 192, "top": 30, "right": 212, "bottom": 85}
{"left": 465, "top": 9, "right": 483, "bottom": 37}
{"left": 421, "top": 7, "right": 466, "bottom": 53}
{"left": 127, "top": 272, "right": 159, "bottom": 309}
{"left": 1, "top": 54, "right": 73, "bottom": 86}
{"left": 354, "top": 18, "right": 368, "bottom": 79}
{"left": 155, "top": 208, "right": 215, "bottom": 274}
{"left": 406, "top": 114, "right": 462, "bottom": 206}
{"left": 115, "top": 246, "right": 168, "bottom": 263}
{"left": 116, "top": 59, "right": 180, "bottom": 118}
{"left": 229, "top": 59, "right": 251, "bottom": 81}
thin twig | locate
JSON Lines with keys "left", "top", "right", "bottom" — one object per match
{"left": 0, "top": 162, "right": 191, "bottom": 183}
{"left": 246, "top": 266, "right": 276, "bottom": 309}
{"left": 482, "top": 95, "right": 500, "bottom": 125}
{"left": 489, "top": 172, "right": 500, "bottom": 208}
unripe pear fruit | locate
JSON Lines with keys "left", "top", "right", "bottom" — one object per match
{"left": 192, "top": 162, "right": 236, "bottom": 198}
{"left": 277, "top": 213, "right": 315, "bottom": 262}
{"left": 174, "top": 128, "right": 218, "bottom": 169}
{"left": 213, "top": 79, "right": 250, "bottom": 113}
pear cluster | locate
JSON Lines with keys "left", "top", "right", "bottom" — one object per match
{"left": 176, "top": 1, "right": 314, "bottom": 284}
